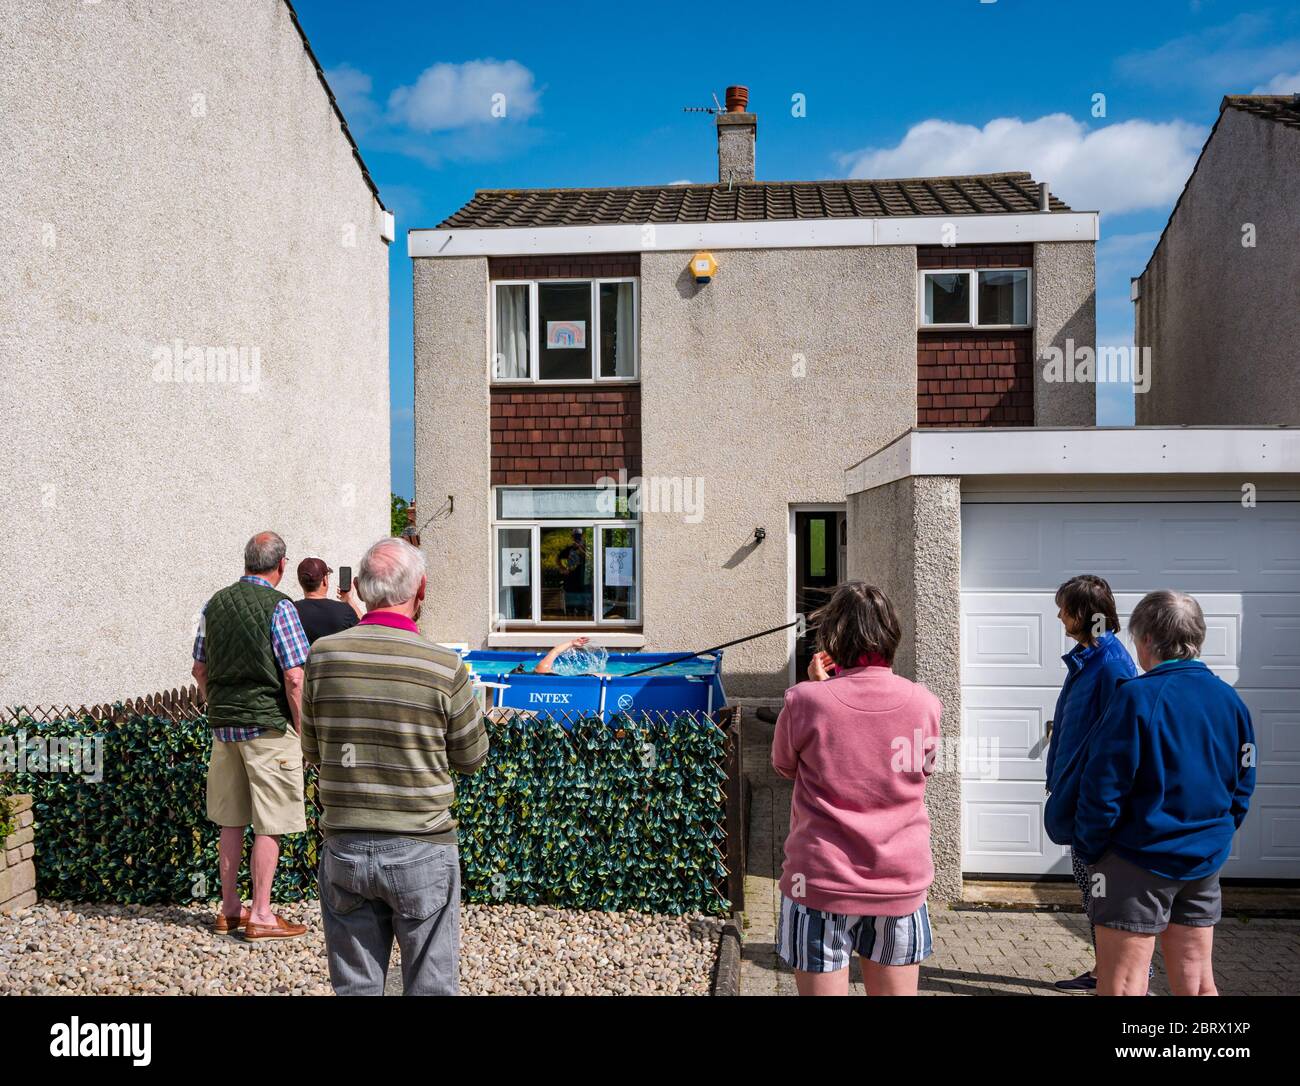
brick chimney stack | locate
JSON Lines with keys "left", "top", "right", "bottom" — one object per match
{"left": 716, "top": 85, "right": 756, "bottom": 183}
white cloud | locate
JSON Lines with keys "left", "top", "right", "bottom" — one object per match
{"left": 325, "top": 63, "right": 379, "bottom": 132}
{"left": 838, "top": 113, "right": 1206, "bottom": 216}
{"left": 322, "top": 59, "right": 542, "bottom": 168}
{"left": 1253, "top": 72, "right": 1300, "bottom": 93}
{"left": 387, "top": 59, "right": 539, "bottom": 132}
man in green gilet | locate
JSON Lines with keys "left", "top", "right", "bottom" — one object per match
{"left": 191, "top": 531, "right": 311, "bottom": 940}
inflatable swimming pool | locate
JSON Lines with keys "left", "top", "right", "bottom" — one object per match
{"left": 462, "top": 649, "right": 726, "bottom": 724}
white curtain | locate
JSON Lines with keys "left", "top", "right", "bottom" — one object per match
{"left": 495, "top": 285, "right": 529, "bottom": 378}
{"left": 613, "top": 282, "right": 636, "bottom": 377}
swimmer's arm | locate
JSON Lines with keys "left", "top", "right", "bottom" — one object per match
{"left": 534, "top": 636, "right": 589, "bottom": 675}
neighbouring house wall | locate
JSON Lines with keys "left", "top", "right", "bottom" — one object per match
{"left": 846, "top": 475, "right": 963, "bottom": 904}
{"left": 1135, "top": 108, "right": 1300, "bottom": 424}
{"left": 640, "top": 246, "right": 918, "bottom": 697}
{"left": 0, "top": 0, "right": 390, "bottom": 709}
{"left": 1033, "top": 241, "right": 1097, "bottom": 425}
{"left": 412, "top": 256, "right": 492, "bottom": 649}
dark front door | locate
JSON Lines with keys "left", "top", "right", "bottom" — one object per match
{"left": 794, "top": 509, "right": 845, "bottom": 681}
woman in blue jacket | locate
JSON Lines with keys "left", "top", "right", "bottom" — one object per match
{"left": 1075, "top": 590, "right": 1255, "bottom": 997}
{"left": 1043, "top": 574, "right": 1137, "bottom": 991}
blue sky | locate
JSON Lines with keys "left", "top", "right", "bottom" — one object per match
{"left": 294, "top": 0, "right": 1300, "bottom": 498}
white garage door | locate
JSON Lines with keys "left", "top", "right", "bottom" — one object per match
{"left": 960, "top": 500, "right": 1300, "bottom": 879}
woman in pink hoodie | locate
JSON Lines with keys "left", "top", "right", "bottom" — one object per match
{"left": 773, "top": 582, "right": 941, "bottom": 996}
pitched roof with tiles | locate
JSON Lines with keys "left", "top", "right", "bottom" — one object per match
{"left": 436, "top": 172, "right": 1071, "bottom": 229}
{"left": 1221, "top": 93, "right": 1300, "bottom": 131}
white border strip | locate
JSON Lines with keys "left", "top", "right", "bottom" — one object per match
{"left": 408, "top": 212, "right": 1099, "bottom": 258}
{"left": 845, "top": 428, "right": 1300, "bottom": 494}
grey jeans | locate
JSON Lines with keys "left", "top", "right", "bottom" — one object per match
{"left": 318, "top": 834, "right": 461, "bottom": 996}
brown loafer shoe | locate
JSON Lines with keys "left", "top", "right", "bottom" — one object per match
{"left": 213, "top": 907, "right": 252, "bottom": 934}
{"left": 243, "top": 914, "right": 308, "bottom": 941}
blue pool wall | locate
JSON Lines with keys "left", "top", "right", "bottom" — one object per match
{"left": 461, "top": 649, "right": 727, "bottom": 723}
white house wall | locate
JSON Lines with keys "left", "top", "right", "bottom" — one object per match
{"left": 0, "top": 0, "right": 391, "bottom": 708}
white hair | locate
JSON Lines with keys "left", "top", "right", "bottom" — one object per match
{"left": 355, "top": 538, "right": 426, "bottom": 608}
{"left": 1129, "top": 589, "right": 1206, "bottom": 660}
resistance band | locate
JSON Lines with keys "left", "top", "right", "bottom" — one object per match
{"left": 622, "top": 618, "right": 804, "bottom": 677}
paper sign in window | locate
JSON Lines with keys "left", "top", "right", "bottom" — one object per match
{"left": 605, "top": 547, "right": 634, "bottom": 587}
{"left": 501, "top": 548, "right": 530, "bottom": 587}
{"left": 545, "top": 320, "right": 586, "bottom": 349}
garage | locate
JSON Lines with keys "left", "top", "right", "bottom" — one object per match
{"left": 960, "top": 496, "right": 1300, "bottom": 879}
{"left": 845, "top": 426, "right": 1300, "bottom": 896}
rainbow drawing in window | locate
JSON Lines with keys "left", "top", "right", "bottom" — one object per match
{"left": 545, "top": 320, "right": 586, "bottom": 349}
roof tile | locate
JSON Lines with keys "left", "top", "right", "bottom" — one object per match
{"left": 435, "top": 172, "right": 1072, "bottom": 228}
{"left": 1222, "top": 94, "right": 1300, "bottom": 131}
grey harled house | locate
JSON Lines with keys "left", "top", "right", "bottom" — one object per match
{"left": 1134, "top": 94, "right": 1300, "bottom": 425}
{"left": 411, "top": 90, "right": 1300, "bottom": 905}
{"left": 0, "top": 0, "right": 392, "bottom": 709}
{"left": 410, "top": 86, "right": 1098, "bottom": 706}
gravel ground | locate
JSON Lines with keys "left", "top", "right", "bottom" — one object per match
{"left": 0, "top": 901, "right": 723, "bottom": 996}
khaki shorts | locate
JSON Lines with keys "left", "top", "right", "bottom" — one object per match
{"left": 206, "top": 728, "right": 307, "bottom": 836}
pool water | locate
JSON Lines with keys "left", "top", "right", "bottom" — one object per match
{"left": 468, "top": 656, "right": 717, "bottom": 679}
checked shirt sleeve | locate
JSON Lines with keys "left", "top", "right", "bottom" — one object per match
{"left": 270, "top": 599, "right": 310, "bottom": 672}
{"left": 192, "top": 602, "right": 208, "bottom": 663}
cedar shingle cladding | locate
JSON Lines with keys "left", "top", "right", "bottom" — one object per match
{"left": 917, "top": 331, "right": 1034, "bottom": 426}
{"left": 917, "top": 244, "right": 1032, "bottom": 270}
{"left": 491, "top": 387, "right": 640, "bottom": 485}
{"left": 440, "top": 172, "right": 1069, "bottom": 228}
{"left": 489, "top": 254, "right": 639, "bottom": 280}
{"left": 916, "top": 245, "right": 1034, "bottom": 427}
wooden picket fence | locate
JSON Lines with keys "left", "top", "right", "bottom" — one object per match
{"left": 2, "top": 684, "right": 207, "bottom": 726}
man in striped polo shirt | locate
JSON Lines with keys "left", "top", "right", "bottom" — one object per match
{"left": 301, "top": 537, "right": 488, "bottom": 995}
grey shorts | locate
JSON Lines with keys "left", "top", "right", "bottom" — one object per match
{"left": 1087, "top": 850, "right": 1221, "bottom": 934}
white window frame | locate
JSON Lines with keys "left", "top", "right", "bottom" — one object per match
{"left": 491, "top": 485, "right": 642, "bottom": 628}
{"left": 917, "top": 267, "right": 1033, "bottom": 330}
{"left": 491, "top": 277, "right": 640, "bottom": 384}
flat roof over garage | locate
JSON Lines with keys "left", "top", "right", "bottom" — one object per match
{"left": 847, "top": 426, "right": 1300, "bottom": 494}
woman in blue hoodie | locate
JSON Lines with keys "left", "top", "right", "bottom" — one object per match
{"left": 1042, "top": 574, "right": 1137, "bottom": 991}
{"left": 1075, "top": 591, "right": 1255, "bottom": 996}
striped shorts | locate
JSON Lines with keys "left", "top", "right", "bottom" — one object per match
{"left": 778, "top": 896, "right": 933, "bottom": 972}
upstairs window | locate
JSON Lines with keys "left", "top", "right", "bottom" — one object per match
{"left": 493, "top": 278, "right": 638, "bottom": 382}
{"left": 919, "top": 268, "right": 1031, "bottom": 328}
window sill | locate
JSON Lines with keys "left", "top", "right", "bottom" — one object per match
{"left": 918, "top": 324, "right": 1033, "bottom": 332}
{"left": 490, "top": 378, "right": 641, "bottom": 388}
{"left": 487, "top": 631, "right": 647, "bottom": 649}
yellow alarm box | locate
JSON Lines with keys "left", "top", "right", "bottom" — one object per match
{"left": 690, "top": 251, "right": 718, "bottom": 284}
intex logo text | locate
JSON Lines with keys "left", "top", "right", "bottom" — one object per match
{"left": 528, "top": 692, "right": 572, "bottom": 704}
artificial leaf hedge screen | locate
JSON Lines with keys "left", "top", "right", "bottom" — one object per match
{"left": 0, "top": 708, "right": 730, "bottom": 915}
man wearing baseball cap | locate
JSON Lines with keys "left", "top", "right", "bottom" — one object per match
{"left": 294, "top": 557, "right": 363, "bottom": 645}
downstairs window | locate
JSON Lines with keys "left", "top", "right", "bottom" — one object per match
{"left": 492, "top": 485, "right": 641, "bottom": 626}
